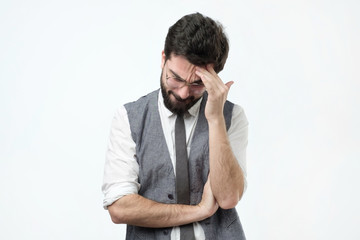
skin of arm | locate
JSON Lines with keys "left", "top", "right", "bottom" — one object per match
{"left": 195, "top": 65, "right": 245, "bottom": 210}
{"left": 107, "top": 179, "right": 218, "bottom": 227}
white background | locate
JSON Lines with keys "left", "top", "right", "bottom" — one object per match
{"left": 1, "top": 0, "right": 359, "bottom": 239}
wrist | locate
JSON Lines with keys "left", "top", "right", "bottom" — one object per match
{"left": 206, "top": 115, "right": 225, "bottom": 126}
{"left": 197, "top": 200, "right": 218, "bottom": 220}
{"left": 196, "top": 203, "right": 211, "bottom": 220}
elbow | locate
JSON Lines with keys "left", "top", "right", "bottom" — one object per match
{"left": 217, "top": 196, "right": 239, "bottom": 210}
{"left": 108, "top": 204, "right": 126, "bottom": 224}
{"left": 110, "top": 213, "right": 122, "bottom": 224}
{"left": 107, "top": 194, "right": 139, "bottom": 224}
{"left": 217, "top": 190, "right": 244, "bottom": 210}
{"left": 111, "top": 217, "right": 121, "bottom": 224}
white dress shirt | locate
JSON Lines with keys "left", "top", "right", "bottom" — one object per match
{"left": 102, "top": 90, "right": 248, "bottom": 240}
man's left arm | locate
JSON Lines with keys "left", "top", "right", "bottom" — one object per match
{"left": 196, "top": 66, "right": 248, "bottom": 209}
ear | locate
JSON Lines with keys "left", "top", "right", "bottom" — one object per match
{"left": 161, "top": 50, "right": 166, "bottom": 69}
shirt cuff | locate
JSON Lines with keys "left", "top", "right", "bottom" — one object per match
{"left": 102, "top": 181, "right": 140, "bottom": 209}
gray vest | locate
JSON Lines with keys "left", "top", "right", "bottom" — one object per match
{"left": 124, "top": 90, "right": 246, "bottom": 240}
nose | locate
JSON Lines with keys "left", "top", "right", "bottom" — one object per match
{"left": 176, "top": 85, "right": 190, "bottom": 99}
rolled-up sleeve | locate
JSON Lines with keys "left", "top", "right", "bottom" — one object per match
{"left": 228, "top": 104, "right": 249, "bottom": 192}
{"left": 102, "top": 106, "right": 140, "bottom": 209}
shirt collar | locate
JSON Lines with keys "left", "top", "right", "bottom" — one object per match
{"left": 158, "top": 90, "right": 203, "bottom": 118}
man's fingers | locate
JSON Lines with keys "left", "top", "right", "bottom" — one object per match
{"left": 195, "top": 67, "right": 222, "bottom": 90}
{"left": 225, "top": 81, "right": 234, "bottom": 90}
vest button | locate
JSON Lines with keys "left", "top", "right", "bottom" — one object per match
{"left": 168, "top": 194, "right": 174, "bottom": 200}
{"left": 163, "top": 230, "right": 169, "bottom": 235}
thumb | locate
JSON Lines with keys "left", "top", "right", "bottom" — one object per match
{"left": 225, "top": 81, "right": 234, "bottom": 89}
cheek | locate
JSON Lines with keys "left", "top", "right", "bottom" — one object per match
{"left": 168, "top": 91, "right": 177, "bottom": 101}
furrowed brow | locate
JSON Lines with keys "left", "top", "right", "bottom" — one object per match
{"left": 169, "top": 69, "right": 202, "bottom": 83}
{"left": 169, "top": 69, "right": 185, "bottom": 81}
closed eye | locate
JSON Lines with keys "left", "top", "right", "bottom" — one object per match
{"left": 190, "top": 80, "right": 204, "bottom": 86}
{"left": 172, "top": 77, "right": 185, "bottom": 83}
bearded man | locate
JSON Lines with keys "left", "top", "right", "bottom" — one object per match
{"left": 102, "top": 12, "right": 248, "bottom": 240}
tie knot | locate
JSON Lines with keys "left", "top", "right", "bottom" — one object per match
{"left": 177, "top": 114, "right": 184, "bottom": 120}
{"left": 177, "top": 111, "right": 189, "bottom": 120}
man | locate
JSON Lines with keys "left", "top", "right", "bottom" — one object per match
{"left": 102, "top": 12, "right": 248, "bottom": 239}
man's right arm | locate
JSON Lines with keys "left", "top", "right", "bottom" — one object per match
{"left": 108, "top": 179, "right": 218, "bottom": 228}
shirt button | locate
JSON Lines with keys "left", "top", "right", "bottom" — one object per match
{"left": 168, "top": 194, "right": 174, "bottom": 200}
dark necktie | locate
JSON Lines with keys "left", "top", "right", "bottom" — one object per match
{"left": 175, "top": 114, "right": 195, "bottom": 240}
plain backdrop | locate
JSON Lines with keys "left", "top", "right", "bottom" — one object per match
{"left": 1, "top": 0, "right": 359, "bottom": 239}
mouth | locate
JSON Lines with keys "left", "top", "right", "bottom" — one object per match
{"left": 169, "top": 91, "right": 194, "bottom": 103}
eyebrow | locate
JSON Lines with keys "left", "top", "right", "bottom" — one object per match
{"left": 169, "top": 69, "right": 202, "bottom": 84}
{"left": 169, "top": 69, "right": 184, "bottom": 81}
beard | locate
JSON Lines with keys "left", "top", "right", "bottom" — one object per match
{"left": 160, "top": 71, "right": 201, "bottom": 115}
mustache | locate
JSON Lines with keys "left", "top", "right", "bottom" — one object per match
{"left": 169, "top": 91, "right": 195, "bottom": 102}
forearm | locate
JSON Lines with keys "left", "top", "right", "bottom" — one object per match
{"left": 208, "top": 117, "right": 245, "bottom": 209}
{"left": 108, "top": 194, "right": 210, "bottom": 228}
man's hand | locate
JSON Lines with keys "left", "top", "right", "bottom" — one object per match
{"left": 195, "top": 65, "right": 233, "bottom": 122}
{"left": 198, "top": 178, "right": 219, "bottom": 217}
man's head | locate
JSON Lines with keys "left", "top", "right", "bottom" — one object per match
{"left": 164, "top": 12, "right": 229, "bottom": 73}
{"left": 161, "top": 13, "right": 229, "bottom": 115}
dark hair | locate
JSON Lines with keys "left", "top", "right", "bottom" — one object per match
{"left": 164, "top": 13, "right": 229, "bottom": 73}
